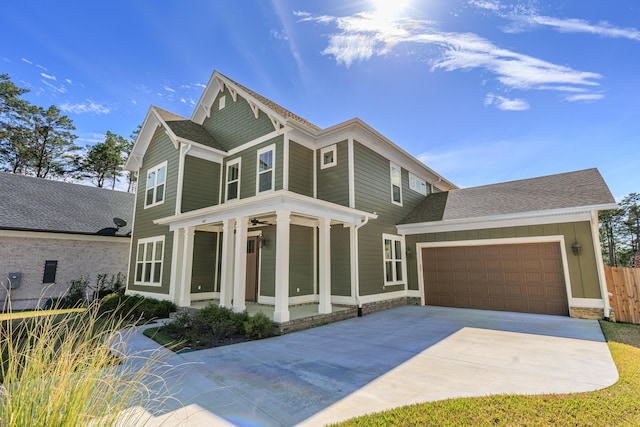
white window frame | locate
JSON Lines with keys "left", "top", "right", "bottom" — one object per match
{"left": 134, "top": 236, "right": 165, "bottom": 287}
{"left": 225, "top": 158, "right": 241, "bottom": 201}
{"left": 409, "top": 173, "right": 428, "bottom": 196}
{"left": 144, "top": 161, "right": 167, "bottom": 208}
{"left": 390, "top": 163, "right": 402, "bottom": 206}
{"left": 320, "top": 144, "right": 337, "bottom": 169}
{"left": 256, "top": 144, "right": 275, "bottom": 194}
{"left": 383, "top": 234, "right": 405, "bottom": 286}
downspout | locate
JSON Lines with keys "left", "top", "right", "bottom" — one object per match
{"left": 354, "top": 215, "right": 371, "bottom": 316}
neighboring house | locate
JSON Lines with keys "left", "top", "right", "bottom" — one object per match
{"left": 0, "top": 173, "right": 134, "bottom": 310}
{"left": 124, "top": 70, "right": 616, "bottom": 324}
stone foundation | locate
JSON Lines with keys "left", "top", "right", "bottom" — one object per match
{"left": 275, "top": 306, "right": 358, "bottom": 335}
{"left": 359, "top": 296, "right": 421, "bottom": 316}
{"left": 570, "top": 307, "right": 605, "bottom": 320}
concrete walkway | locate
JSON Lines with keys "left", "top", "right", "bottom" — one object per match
{"left": 120, "top": 306, "right": 618, "bottom": 427}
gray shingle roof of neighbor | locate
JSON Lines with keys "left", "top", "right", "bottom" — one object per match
{"left": 153, "top": 106, "right": 226, "bottom": 151}
{"left": 400, "top": 168, "right": 616, "bottom": 224}
{"left": 0, "top": 172, "right": 135, "bottom": 236}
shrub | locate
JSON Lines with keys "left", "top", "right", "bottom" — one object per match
{"left": 94, "top": 273, "right": 126, "bottom": 299}
{"left": 0, "top": 300, "right": 173, "bottom": 425}
{"left": 243, "top": 312, "right": 274, "bottom": 339}
{"left": 189, "top": 304, "right": 248, "bottom": 340}
{"left": 44, "top": 277, "right": 90, "bottom": 309}
{"left": 98, "top": 294, "right": 176, "bottom": 322}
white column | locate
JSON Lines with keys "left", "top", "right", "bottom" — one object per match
{"left": 219, "top": 218, "right": 235, "bottom": 308}
{"left": 273, "top": 210, "right": 291, "bottom": 322}
{"left": 232, "top": 216, "right": 248, "bottom": 313}
{"left": 169, "top": 228, "right": 185, "bottom": 305}
{"left": 318, "top": 217, "right": 332, "bottom": 314}
{"left": 178, "top": 226, "right": 195, "bottom": 307}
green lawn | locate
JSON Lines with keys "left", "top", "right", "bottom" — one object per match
{"left": 336, "top": 320, "right": 640, "bottom": 426}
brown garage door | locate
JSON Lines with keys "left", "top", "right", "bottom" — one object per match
{"left": 422, "top": 242, "right": 569, "bottom": 316}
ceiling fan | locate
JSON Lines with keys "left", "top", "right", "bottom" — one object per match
{"left": 250, "top": 218, "right": 270, "bottom": 226}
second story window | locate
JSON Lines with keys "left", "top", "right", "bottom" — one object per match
{"left": 320, "top": 144, "right": 337, "bottom": 169}
{"left": 390, "top": 163, "right": 402, "bottom": 206}
{"left": 145, "top": 162, "right": 167, "bottom": 208}
{"left": 226, "top": 158, "right": 241, "bottom": 201}
{"left": 409, "top": 173, "right": 428, "bottom": 195}
{"left": 257, "top": 145, "right": 275, "bottom": 193}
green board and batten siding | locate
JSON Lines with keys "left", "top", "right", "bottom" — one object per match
{"left": 128, "top": 128, "right": 179, "bottom": 295}
{"left": 191, "top": 231, "right": 218, "bottom": 293}
{"left": 331, "top": 225, "right": 352, "bottom": 296}
{"left": 201, "top": 88, "right": 275, "bottom": 151}
{"left": 353, "top": 141, "right": 428, "bottom": 296}
{"left": 405, "top": 221, "right": 602, "bottom": 299}
{"left": 182, "top": 156, "right": 220, "bottom": 212}
{"left": 289, "top": 225, "right": 315, "bottom": 296}
{"left": 289, "top": 141, "right": 314, "bottom": 197}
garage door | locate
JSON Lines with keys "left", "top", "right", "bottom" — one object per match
{"left": 421, "top": 242, "right": 569, "bottom": 316}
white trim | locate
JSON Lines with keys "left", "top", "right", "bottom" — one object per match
{"left": 257, "top": 294, "right": 319, "bottom": 306}
{"left": 225, "top": 158, "right": 241, "bottom": 202}
{"left": 227, "top": 130, "right": 283, "bottom": 156}
{"left": 283, "top": 132, "right": 289, "bottom": 191}
{"left": 0, "top": 229, "right": 129, "bottom": 243}
{"left": 133, "top": 235, "right": 166, "bottom": 287}
{"left": 183, "top": 142, "right": 225, "bottom": 164}
{"left": 191, "top": 292, "right": 219, "bottom": 302}
{"left": 590, "top": 211, "right": 611, "bottom": 317}
{"left": 176, "top": 144, "right": 191, "bottom": 215}
{"left": 570, "top": 298, "right": 605, "bottom": 309}
{"left": 390, "top": 163, "right": 402, "bottom": 206}
{"left": 357, "top": 290, "right": 408, "bottom": 305}
{"left": 382, "top": 233, "right": 406, "bottom": 287}
{"left": 415, "top": 236, "right": 576, "bottom": 312}
{"left": 313, "top": 144, "right": 317, "bottom": 198}
{"left": 273, "top": 210, "right": 291, "bottom": 322}
{"left": 256, "top": 144, "right": 276, "bottom": 195}
{"left": 331, "top": 295, "right": 357, "bottom": 305}
{"left": 348, "top": 138, "right": 355, "bottom": 208}
{"left": 397, "top": 209, "right": 611, "bottom": 235}
{"left": 213, "top": 231, "right": 221, "bottom": 293}
{"left": 320, "top": 144, "right": 337, "bottom": 169}
{"left": 143, "top": 161, "right": 168, "bottom": 209}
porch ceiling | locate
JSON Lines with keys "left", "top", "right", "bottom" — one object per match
{"left": 154, "top": 190, "right": 378, "bottom": 231}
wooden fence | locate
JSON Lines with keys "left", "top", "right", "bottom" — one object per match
{"left": 605, "top": 266, "right": 640, "bottom": 324}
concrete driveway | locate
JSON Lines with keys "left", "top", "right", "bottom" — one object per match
{"left": 122, "top": 306, "right": 618, "bottom": 426}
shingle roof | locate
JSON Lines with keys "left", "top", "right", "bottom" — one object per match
{"left": 0, "top": 172, "right": 134, "bottom": 236}
{"left": 400, "top": 168, "right": 615, "bottom": 224}
{"left": 153, "top": 106, "right": 225, "bottom": 151}
{"left": 219, "top": 72, "right": 322, "bottom": 132}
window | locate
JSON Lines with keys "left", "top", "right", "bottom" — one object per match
{"left": 409, "top": 173, "right": 428, "bottom": 195}
{"left": 219, "top": 95, "right": 226, "bottom": 110}
{"left": 226, "top": 158, "right": 241, "bottom": 201}
{"left": 383, "top": 234, "right": 404, "bottom": 285}
{"left": 135, "top": 236, "right": 164, "bottom": 286}
{"left": 145, "top": 162, "right": 167, "bottom": 208}
{"left": 257, "top": 145, "right": 275, "bottom": 193}
{"left": 43, "top": 260, "right": 57, "bottom": 283}
{"left": 390, "top": 163, "right": 402, "bottom": 205}
{"left": 320, "top": 145, "right": 337, "bottom": 169}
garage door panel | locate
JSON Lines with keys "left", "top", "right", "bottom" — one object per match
{"left": 423, "top": 243, "right": 568, "bottom": 316}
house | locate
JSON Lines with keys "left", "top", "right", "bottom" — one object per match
{"left": 124, "top": 70, "right": 616, "bottom": 325}
{"left": 0, "top": 173, "right": 134, "bottom": 310}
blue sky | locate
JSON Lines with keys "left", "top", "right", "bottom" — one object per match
{"left": 2, "top": 0, "right": 638, "bottom": 200}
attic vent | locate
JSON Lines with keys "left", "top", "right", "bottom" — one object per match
{"left": 219, "top": 96, "right": 226, "bottom": 110}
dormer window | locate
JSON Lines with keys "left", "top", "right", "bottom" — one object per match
{"left": 320, "top": 145, "right": 337, "bottom": 169}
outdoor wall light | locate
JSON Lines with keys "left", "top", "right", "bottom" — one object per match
{"left": 258, "top": 235, "right": 267, "bottom": 248}
{"left": 406, "top": 247, "right": 412, "bottom": 259}
{"left": 572, "top": 240, "right": 582, "bottom": 256}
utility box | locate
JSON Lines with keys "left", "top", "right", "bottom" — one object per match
{"left": 8, "top": 272, "right": 22, "bottom": 289}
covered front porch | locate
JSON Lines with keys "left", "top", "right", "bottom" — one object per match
{"left": 154, "top": 190, "right": 377, "bottom": 323}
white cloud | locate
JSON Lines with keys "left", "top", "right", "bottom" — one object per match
{"left": 563, "top": 93, "right": 605, "bottom": 102}
{"left": 194, "top": 83, "right": 206, "bottom": 89}
{"left": 41, "top": 79, "right": 66, "bottom": 94}
{"left": 164, "top": 86, "right": 176, "bottom": 93}
{"left": 271, "top": 29, "right": 289, "bottom": 41}
{"left": 40, "top": 73, "right": 56, "bottom": 81}
{"left": 60, "top": 100, "right": 110, "bottom": 115}
{"left": 484, "top": 93, "right": 529, "bottom": 111}
{"left": 467, "top": 0, "right": 502, "bottom": 12}
{"left": 298, "top": 10, "right": 602, "bottom": 97}
{"left": 180, "top": 98, "right": 187, "bottom": 104}
{"left": 76, "top": 132, "right": 106, "bottom": 144}
{"left": 65, "top": 78, "right": 72, "bottom": 84}
{"left": 21, "top": 57, "right": 33, "bottom": 64}
{"left": 36, "top": 64, "right": 47, "bottom": 71}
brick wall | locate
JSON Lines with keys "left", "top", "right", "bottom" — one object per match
{"left": 0, "top": 233, "right": 130, "bottom": 310}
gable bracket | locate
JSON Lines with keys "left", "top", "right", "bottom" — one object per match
{"left": 226, "top": 85, "right": 238, "bottom": 102}
{"left": 201, "top": 103, "right": 212, "bottom": 118}
{"left": 268, "top": 114, "right": 283, "bottom": 132}
{"left": 248, "top": 101, "right": 260, "bottom": 119}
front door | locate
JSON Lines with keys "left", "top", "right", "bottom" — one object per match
{"left": 245, "top": 236, "right": 259, "bottom": 302}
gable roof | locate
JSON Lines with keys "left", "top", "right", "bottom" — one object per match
{"left": 154, "top": 106, "right": 224, "bottom": 150}
{"left": 0, "top": 172, "right": 134, "bottom": 237}
{"left": 400, "top": 168, "right": 616, "bottom": 225}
